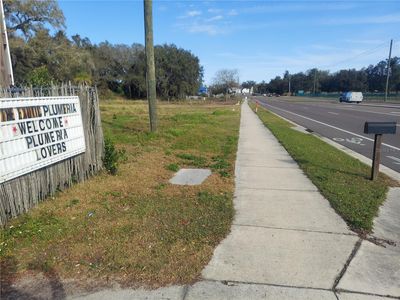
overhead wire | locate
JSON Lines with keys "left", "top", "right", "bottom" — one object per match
{"left": 318, "top": 35, "right": 400, "bottom": 70}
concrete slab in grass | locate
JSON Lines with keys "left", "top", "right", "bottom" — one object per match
{"left": 70, "top": 285, "right": 186, "bottom": 300}
{"left": 236, "top": 166, "right": 318, "bottom": 191}
{"left": 202, "top": 225, "right": 358, "bottom": 289}
{"left": 233, "top": 189, "right": 351, "bottom": 234}
{"left": 336, "top": 292, "right": 394, "bottom": 300}
{"left": 186, "top": 281, "right": 337, "bottom": 300}
{"left": 169, "top": 168, "right": 211, "bottom": 186}
{"left": 337, "top": 241, "right": 400, "bottom": 297}
{"left": 373, "top": 187, "right": 400, "bottom": 243}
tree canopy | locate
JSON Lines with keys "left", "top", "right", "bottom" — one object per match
{"left": 209, "top": 69, "right": 240, "bottom": 94}
{"left": 4, "top": 0, "right": 65, "bottom": 38}
{"left": 4, "top": 0, "right": 203, "bottom": 99}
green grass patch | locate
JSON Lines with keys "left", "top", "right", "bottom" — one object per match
{"left": 250, "top": 102, "right": 397, "bottom": 232}
{"left": 166, "top": 163, "right": 180, "bottom": 172}
{"left": 176, "top": 153, "right": 207, "bottom": 167}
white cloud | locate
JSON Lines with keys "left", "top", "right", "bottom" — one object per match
{"left": 208, "top": 8, "right": 222, "bottom": 14}
{"left": 178, "top": 10, "right": 202, "bottom": 19}
{"left": 243, "top": 3, "right": 357, "bottom": 14}
{"left": 344, "top": 39, "right": 385, "bottom": 45}
{"left": 187, "top": 10, "right": 202, "bottom": 17}
{"left": 206, "top": 15, "right": 223, "bottom": 22}
{"left": 320, "top": 13, "right": 400, "bottom": 25}
{"left": 158, "top": 5, "right": 167, "bottom": 12}
{"left": 227, "top": 9, "right": 238, "bottom": 16}
{"left": 187, "top": 24, "right": 225, "bottom": 36}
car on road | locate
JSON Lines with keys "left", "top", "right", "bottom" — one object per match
{"left": 339, "top": 92, "right": 363, "bottom": 103}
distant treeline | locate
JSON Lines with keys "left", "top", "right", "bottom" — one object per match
{"left": 253, "top": 59, "right": 400, "bottom": 95}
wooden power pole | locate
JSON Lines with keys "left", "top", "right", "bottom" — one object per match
{"left": 144, "top": 0, "right": 157, "bottom": 132}
{"left": 0, "top": 0, "right": 14, "bottom": 88}
{"left": 313, "top": 69, "right": 317, "bottom": 95}
{"left": 384, "top": 39, "right": 393, "bottom": 102}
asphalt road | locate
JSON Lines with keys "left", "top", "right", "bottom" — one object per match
{"left": 254, "top": 96, "right": 400, "bottom": 173}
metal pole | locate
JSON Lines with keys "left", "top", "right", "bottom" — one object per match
{"left": 371, "top": 134, "right": 382, "bottom": 180}
{"left": 313, "top": 69, "right": 317, "bottom": 95}
{"left": 288, "top": 73, "right": 291, "bottom": 95}
{"left": 384, "top": 39, "right": 393, "bottom": 102}
{"left": 144, "top": 0, "right": 157, "bottom": 132}
{"left": 0, "top": 0, "right": 14, "bottom": 87}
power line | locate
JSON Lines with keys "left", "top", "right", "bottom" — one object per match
{"left": 321, "top": 41, "right": 389, "bottom": 70}
{"left": 317, "top": 35, "right": 400, "bottom": 70}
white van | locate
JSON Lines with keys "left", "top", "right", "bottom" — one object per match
{"left": 339, "top": 92, "right": 363, "bottom": 103}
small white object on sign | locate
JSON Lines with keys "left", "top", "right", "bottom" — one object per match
{"left": 0, "top": 96, "right": 86, "bottom": 183}
{"left": 169, "top": 168, "right": 211, "bottom": 185}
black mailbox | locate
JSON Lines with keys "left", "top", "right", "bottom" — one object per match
{"left": 364, "top": 122, "right": 397, "bottom": 135}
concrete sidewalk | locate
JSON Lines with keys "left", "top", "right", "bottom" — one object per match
{"left": 72, "top": 102, "right": 399, "bottom": 299}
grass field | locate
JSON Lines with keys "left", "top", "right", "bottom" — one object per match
{"left": 0, "top": 100, "right": 240, "bottom": 290}
{"left": 250, "top": 102, "right": 398, "bottom": 232}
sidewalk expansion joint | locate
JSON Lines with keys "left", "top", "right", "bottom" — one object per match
{"left": 333, "top": 291, "right": 340, "bottom": 300}
{"left": 203, "top": 278, "right": 333, "bottom": 293}
{"left": 181, "top": 284, "right": 189, "bottom": 300}
{"left": 335, "top": 288, "right": 400, "bottom": 299}
{"left": 332, "top": 238, "right": 362, "bottom": 291}
{"left": 231, "top": 223, "right": 355, "bottom": 236}
{"left": 236, "top": 187, "right": 319, "bottom": 192}
{"left": 236, "top": 164, "right": 299, "bottom": 169}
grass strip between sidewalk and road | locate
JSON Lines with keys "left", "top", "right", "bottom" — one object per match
{"left": 249, "top": 101, "right": 398, "bottom": 233}
{"left": 0, "top": 100, "right": 240, "bottom": 290}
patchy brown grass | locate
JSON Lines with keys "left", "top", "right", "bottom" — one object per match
{"left": 0, "top": 100, "right": 240, "bottom": 291}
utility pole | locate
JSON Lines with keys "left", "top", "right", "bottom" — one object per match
{"left": 313, "top": 69, "right": 317, "bottom": 95}
{"left": 288, "top": 73, "right": 291, "bottom": 95}
{"left": 144, "top": 0, "right": 157, "bottom": 132}
{"left": 0, "top": 0, "right": 14, "bottom": 88}
{"left": 384, "top": 39, "right": 393, "bottom": 102}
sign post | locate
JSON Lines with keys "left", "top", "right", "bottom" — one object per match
{"left": 364, "top": 122, "right": 397, "bottom": 180}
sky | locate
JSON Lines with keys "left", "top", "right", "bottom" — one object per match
{"left": 58, "top": 0, "right": 400, "bottom": 85}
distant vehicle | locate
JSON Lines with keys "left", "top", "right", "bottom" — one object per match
{"left": 262, "top": 94, "right": 267, "bottom": 96}
{"left": 339, "top": 92, "right": 363, "bottom": 103}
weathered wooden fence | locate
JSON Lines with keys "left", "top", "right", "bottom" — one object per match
{"left": 0, "top": 85, "right": 104, "bottom": 225}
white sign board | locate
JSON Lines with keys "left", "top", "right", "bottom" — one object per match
{"left": 0, "top": 96, "right": 86, "bottom": 183}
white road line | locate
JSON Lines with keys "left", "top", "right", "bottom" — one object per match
{"left": 265, "top": 103, "right": 400, "bottom": 151}
{"left": 387, "top": 156, "right": 400, "bottom": 165}
{"left": 278, "top": 101, "right": 399, "bottom": 117}
{"left": 328, "top": 112, "right": 339, "bottom": 115}
{"left": 327, "top": 107, "right": 398, "bottom": 117}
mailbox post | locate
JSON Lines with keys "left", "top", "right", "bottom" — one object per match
{"left": 364, "top": 122, "right": 397, "bottom": 180}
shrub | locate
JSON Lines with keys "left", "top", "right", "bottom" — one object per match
{"left": 103, "top": 138, "right": 126, "bottom": 175}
